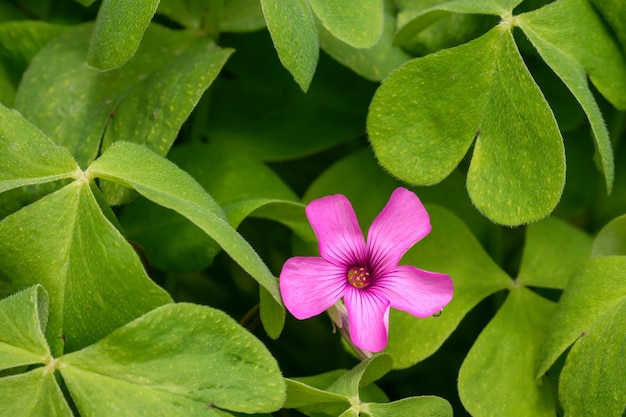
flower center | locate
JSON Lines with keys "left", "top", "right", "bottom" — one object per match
{"left": 347, "top": 267, "right": 370, "bottom": 289}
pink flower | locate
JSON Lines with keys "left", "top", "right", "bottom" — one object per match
{"left": 279, "top": 187, "right": 454, "bottom": 352}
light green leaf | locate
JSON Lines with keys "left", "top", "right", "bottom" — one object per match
{"left": 0, "top": 105, "right": 78, "bottom": 194}
{"left": 308, "top": 0, "right": 383, "bottom": 48}
{"left": 516, "top": 217, "right": 592, "bottom": 289}
{"left": 318, "top": 0, "right": 411, "bottom": 81}
{"left": 87, "top": 141, "right": 282, "bottom": 306}
{"left": 326, "top": 354, "right": 393, "bottom": 397}
{"left": 59, "top": 303, "right": 286, "bottom": 416}
{"left": 536, "top": 256, "right": 626, "bottom": 377}
{"left": 0, "top": 286, "right": 50, "bottom": 371}
{"left": 0, "top": 181, "right": 172, "bottom": 355}
{"left": 559, "top": 299, "right": 626, "bottom": 417}
{"left": 517, "top": 0, "right": 626, "bottom": 192}
{"left": 388, "top": 205, "right": 512, "bottom": 368}
{"left": 368, "top": 26, "right": 565, "bottom": 225}
{"left": 15, "top": 23, "right": 231, "bottom": 169}
{"left": 365, "top": 396, "right": 453, "bottom": 417}
{"left": 87, "top": 0, "right": 160, "bottom": 69}
{"left": 592, "top": 214, "right": 626, "bottom": 257}
{"left": 0, "top": 368, "right": 73, "bottom": 417}
{"left": 260, "top": 0, "right": 319, "bottom": 91}
{"left": 459, "top": 288, "right": 557, "bottom": 417}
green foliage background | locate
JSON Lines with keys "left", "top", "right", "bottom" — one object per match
{"left": 0, "top": 0, "right": 625, "bottom": 416}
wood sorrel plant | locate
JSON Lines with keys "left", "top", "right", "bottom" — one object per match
{"left": 0, "top": 0, "right": 624, "bottom": 416}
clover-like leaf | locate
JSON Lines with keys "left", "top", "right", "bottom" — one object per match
{"left": 368, "top": 26, "right": 565, "bottom": 225}
{"left": 0, "top": 181, "right": 172, "bottom": 356}
{"left": 15, "top": 23, "right": 232, "bottom": 170}
{"left": 87, "top": 0, "right": 160, "bottom": 69}
{"left": 59, "top": 303, "right": 286, "bottom": 416}
{"left": 458, "top": 288, "right": 557, "bottom": 417}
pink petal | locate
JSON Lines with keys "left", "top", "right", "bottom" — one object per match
{"left": 366, "top": 188, "right": 431, "bottom": 274}
{"left": 306, "top": 194, "right": 367, "bottom": 267}
{"left": 370, "top": 265, "right": 453, "bottom": 317}
{"left": 279, "top": 257, "right": 347, "bottom": 320}
{"left": 344, "top": 287, "right": 391, "bottom": 352}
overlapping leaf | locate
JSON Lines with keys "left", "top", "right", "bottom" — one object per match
{"left": 15, "top": 23, "right": 231, "bottom": 171}
{"left": 308, "top": 0, "right": 383, "bottom": 48}
{"left": 368, "top": 26, "right": 565, "bottom": 225}
{"left": 0, "top": 181, "right": 172, "bottom": 355}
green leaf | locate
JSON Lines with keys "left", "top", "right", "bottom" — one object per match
{"left": 0, "top": 105, "right": 79, "bottom": 194}
{"left": 0, "top": 62, "right": 14, "bottom": 106}
{"left": 308, "top": 0, "right": 383, "bottom": 48}
{"left": 559, "top": 298, "right": 626, "bottom": 417}
{"left": 59, "top": 303, "right": 286, "bottom": 416}
{"left": 284, "top": 378, "right": 348, "bottom": 408}
{"left": 592, "top": 214, "right": 626, "bottom": 257}
{"left": 0, "top": 286, "right": 50, "bottom": 371}
{"left": 15, "top": 23, "right": 232, "bottom": 169}
{"left": 0, "top": 368, "right": 72, "bottom": 417}
{"left": 365, "top": 396, "right": 453, "bottom": 417}
{"left": 87, "top": 0, "right": 160, "bottom": 69}
{"left": 318, "top": 0, "right": 411, "bottom": 81}
{"left": 260, "top": 0, "right": 319, "bottom": 91}
{"left": 458, "top": 288, "right": 557, "bottom": 417}
{"left": 536, "top": 256, "right": 626, "bottom": 378}
{"left": 517, "top": 0, "right": 626, "bottom": 192}
{"left": 388, "top": 205, "right": 512, "bottom": 368}
{"left": 368, "top": 26, "right": 565, "bottom": 225}
{"left": 516, "top": 217, "right": 592, "bottom": 289}
{"left": 0, "top": 181, "right": 172, "bottom": 355}
{"left": 87, "top": 141, "right": 283, "bottom": 306}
